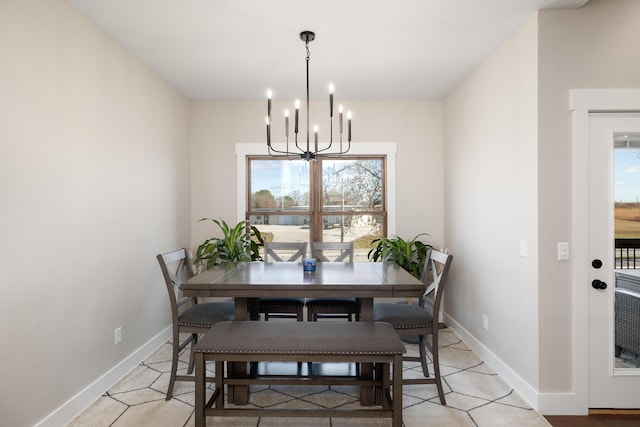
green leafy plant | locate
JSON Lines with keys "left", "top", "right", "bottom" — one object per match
{"left": 194, "top": 218, "right": 264, "bottom": 269}
{"left": 367, "top": 233, "right": 431, "bottom": 280}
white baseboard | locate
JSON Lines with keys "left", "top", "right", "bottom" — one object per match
{"left": 444, "top": 313, "right": 543, "bottom": 411}
{"left": 444, "top": 314, "right": 584, "bottom": 415}
{"left": 34, "top": 325, "right": 172, "bottom": 427}
{"left": 537, "top": 393, "right": 584, "bottom": 415}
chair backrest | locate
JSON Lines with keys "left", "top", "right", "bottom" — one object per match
{"left": 420, "top": 248, "right": 453, "bottom": 320}
{"left": 310, "top": 241, "right": 354, "bottom": 262}
{"left": 157, "top": 248, "right": 196, "bottom": 321}
{"left": 264, "top": 241, "right": 307, "bottom": 262}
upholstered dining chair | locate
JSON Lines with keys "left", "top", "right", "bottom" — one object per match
{"left": 157, "top": 248, "right": 234, "bottom": 400}
{"left": 373, "top": 247, "right": 453, "bottom": 405}
{"left": 305, "top": 241, "right": 360, "bottom": 321}
{"left": 256, "top": 241, "right": 307, "bottom": 321}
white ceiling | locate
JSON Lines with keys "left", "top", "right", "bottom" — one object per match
{"left": 68, "top": 0, "right": 588, "bottom": 101}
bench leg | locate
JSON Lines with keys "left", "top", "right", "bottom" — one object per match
{"left": 392, "top": 354, "right": 403, "bottom": 427}
{"left": 361, "top": 363, "right": 374, "bottom": 405}
{"left": 230, "top": 298, "right": 249, "bottom": 405}
{"left": 215, "top": 361, "right": 225, "bottom": 411}
{"left": 382, "top": 362, "right": 391, "bottom": 410}
{"left": 195, "top": 353, "right": 205, "bottom": 427}
{"left": 374, "top": 363, "right": 383, "bottom": 405}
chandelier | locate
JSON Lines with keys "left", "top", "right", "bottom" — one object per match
{"left": 265, "top": 31, "right": 351, "bottom": 161}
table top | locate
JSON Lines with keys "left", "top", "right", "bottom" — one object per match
{"left": 181, "top": 261, "right": 424, "bottom": 298}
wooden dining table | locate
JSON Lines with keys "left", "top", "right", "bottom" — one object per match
{"left": 181, "top": 261, "right": 424, "bottom": 405}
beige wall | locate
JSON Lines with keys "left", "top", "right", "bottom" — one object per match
{"left": 445, "top": 0, "right": 640, "bottom": 412}
{"left": 537, "top": 0, "right": 640, "bottom": 396}
{"left": 6, "top": 0, "right": 639, "bottom": 423}
{"left": 0, "top": 1, "right": 190, "bottom": 426}
{"left": 190, "top": 99, "right": 445, "bottom": 250}
{"left": 444, "top": 13, "right": 540, "bottom": 389}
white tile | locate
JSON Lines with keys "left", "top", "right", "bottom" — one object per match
{"left": 108, "top": 365, "right": 162, "bottom": 394}
{"left": 259, "top": 417, "right": 329, "bottom": 426}
{"left": 403, "top": 400, "right": 476, "bottom": 427}
{"left": 110, "top": 387, "right": 166, "bottom": 406}
{"left": 331, "top": 418, "right": 392, "bottom": 426}
{"left": 111, "top": 399, "right": 192, "bottom": 427}
{"left": 445, "top": 370, "right": 512, "bottom": 401}
{"left": 68, "top": 395, "right": 127, "bottom": 427}
{"left": 469, "top": 402, "right": 552, "bottom": 427}
{"left": 72, "top": 329, "right": 546, "bottom": 427}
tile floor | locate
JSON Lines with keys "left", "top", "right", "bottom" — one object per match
{"left": 69, "top": 328, "right": 551, "bottom": 426}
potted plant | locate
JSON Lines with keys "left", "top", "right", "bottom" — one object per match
{"left": 367, "top": 233, "right": 431, "bottom": 280}
{"left": 194, "top": 218, "right": 264, "bottom": 270}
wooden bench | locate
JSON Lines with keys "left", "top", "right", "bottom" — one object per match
{"left": 194, "top": 321, "right": 405, "bottom": 427}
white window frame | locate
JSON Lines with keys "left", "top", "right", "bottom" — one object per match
{"left": 236, "top": 142, "right": 397, "bottom": 236}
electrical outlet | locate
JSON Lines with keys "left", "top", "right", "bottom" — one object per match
{"left": 114, "top": 327, "right": 122, "bottom": 345}
{"left": 482, "top": 315, "right": 489, "bottom": 331}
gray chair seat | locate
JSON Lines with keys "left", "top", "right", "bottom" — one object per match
{"left": 373, "top": 302, "right": 433, "bottom": 330}
{"left": 259, "top": 297, "right": 305, "bottom": 308}
{"left": 179, "top": 302, "right": 235, "bottom": 328}
{"left": 306, "top": 298, "right": 358, "bottom": 308}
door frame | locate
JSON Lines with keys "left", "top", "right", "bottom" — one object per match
{"left": 570, "top": 89, "right": 640, "bottom": 414}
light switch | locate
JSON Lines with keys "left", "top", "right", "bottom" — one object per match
{"left": 520, "top": 240, "right": 528, "bottom": 258}
{"left": 557, "top": 242, "right": 570, "bottom": 261}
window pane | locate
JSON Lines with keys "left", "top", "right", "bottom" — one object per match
{"left": 321, "top": 214, "right": 384, "bottom": 262}
{"left": 247, "top": 155, "right": 386, "bottom": 255}
{"left": 249, "top": 159, "right": 310, "bottom": 212}
{"left": 321, "top": 159, "right": 383, "bottom": 212}
{"left": 250, "top": 214, "right": 310, "bottom": 243}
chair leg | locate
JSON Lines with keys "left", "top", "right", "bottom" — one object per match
{"left": 432, "top": 348, "right": 446, "bottom": 405}
{"left": 418, "top": 335, "right": 430, "bottom": 378}
{"left": 248, "top": 298, "right": 260, "bottom": 320}
{"left": 426, "top": 331, "right": 446, "bottom": 405}
{"left": 187, "top": 333, "right": 198, "bottom": 374}
{"left": 166, "top": 333, "right": 180, "bottom": 400}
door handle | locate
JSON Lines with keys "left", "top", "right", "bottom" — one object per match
{"left": 592, "top": 279, "right": 607, "bottom": 290}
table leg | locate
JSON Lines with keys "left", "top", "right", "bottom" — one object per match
{"left": 195, "top": 353, "right": 205, "bottom": 427}
{"left": 393, "top": 354, "right": 403, "bottom": 427}
{"left": 359, "top": 298, "right": 373, "bottom": 321}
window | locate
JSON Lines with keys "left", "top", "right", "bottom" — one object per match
{"left": 236, "top": 142, "right": 397, "bottom": 260}
{"left": 246, "top": 156, "right": 386, "bottom": 261}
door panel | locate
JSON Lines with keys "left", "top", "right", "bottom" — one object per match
{"left": 588, "top": 113, "right": 640, "bottom": 408}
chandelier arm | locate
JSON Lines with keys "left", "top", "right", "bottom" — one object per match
{"left": 267, "top": 143, "right": 304, "bottom": 156}
{"left": 313, "top": 141, "right": 350, "bottom": 155}
{"left": 267, "top": 143, "right": 306, "bottom": 158}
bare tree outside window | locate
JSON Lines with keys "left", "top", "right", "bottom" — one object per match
{"left": 247, "top": 156, "right": 386, "bottom": 261}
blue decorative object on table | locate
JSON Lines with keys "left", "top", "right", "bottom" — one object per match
{"left": 303, "top": 258, "right": 316, "bottom": 272}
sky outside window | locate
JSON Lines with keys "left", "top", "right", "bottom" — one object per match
{"left": 615, "top": 134, "right": 640, "bottom": 203}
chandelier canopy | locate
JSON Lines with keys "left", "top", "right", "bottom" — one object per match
{"left": 265, "top": 31, "right": 351, "bottom": 161}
